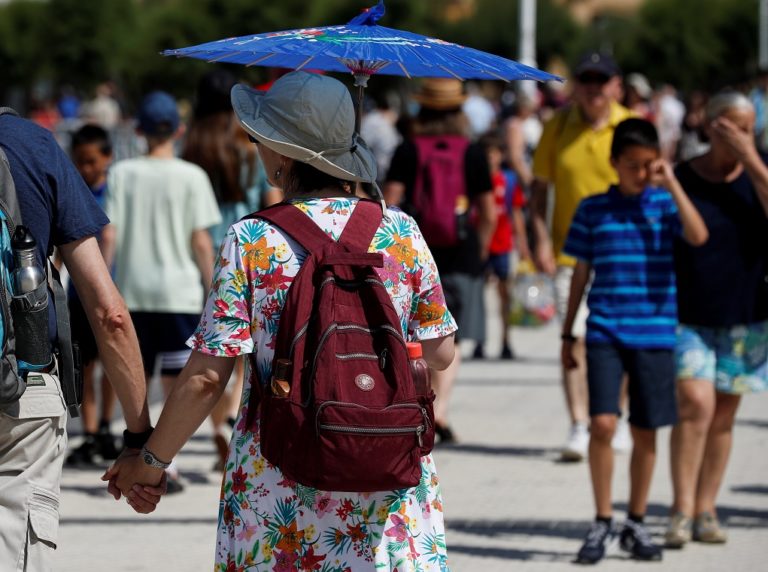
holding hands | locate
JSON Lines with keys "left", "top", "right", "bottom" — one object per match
{"left": 102, "top": 449, "right": 167, "bottom": 514}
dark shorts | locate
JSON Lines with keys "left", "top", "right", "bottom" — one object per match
{"left": 131, "top": 312, "right": 199, "bottom": 376}
{"left": 587, "top": 343, "right": 677, "bottom": 429}
{"left": 69, "top": 294, "right": 99, "bottom": 366}
{"left": 440, "top": 273, "right": 485, "bottom": 344}
{"left": 485, "top": 253, "right": 511, "bottom": 280}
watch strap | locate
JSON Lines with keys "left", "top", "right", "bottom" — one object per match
{"left": 123, "top": 426, "right": 154, "bottom": 449}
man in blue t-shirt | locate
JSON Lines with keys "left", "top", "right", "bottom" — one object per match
{"left": 561, "top": 119, "right": 708, "bottom": 564}
{"left": 0, "top": 112, "right": 161, "bottom": 570}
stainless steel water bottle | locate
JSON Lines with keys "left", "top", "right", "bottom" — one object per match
{"left": 11, "top": 226, "right": 51, "bottom": 369}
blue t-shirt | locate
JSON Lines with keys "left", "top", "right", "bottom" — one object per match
{"left": 0, "top": 113, "right": 109, "bottom": 344}
{"left": 564, "top": 185, "right": 682, "bottom": 349}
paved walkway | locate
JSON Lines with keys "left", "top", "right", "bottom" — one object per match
{"left": 57, "top": 301, "right": 768, "bottom": 571}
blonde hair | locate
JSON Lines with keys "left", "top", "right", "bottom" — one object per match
{"left": 705, "top": 90, "right": 753, "bottom": 122}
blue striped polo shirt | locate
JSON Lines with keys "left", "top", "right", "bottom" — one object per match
{"left": 564, "top": 185, "right": 682, "bottom": 349}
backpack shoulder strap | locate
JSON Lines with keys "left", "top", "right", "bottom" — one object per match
{"left": 338, "top": 199, "right": 382, "bottom": 253}
{"left": 251, "top": 203, "right": 333, "bottom": 254}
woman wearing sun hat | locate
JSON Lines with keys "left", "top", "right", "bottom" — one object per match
{"left": 385, "top": 77, "right": 496, "bottom": 443}
{"left": 105, "top": 71, "right": 457, "bottom": 571}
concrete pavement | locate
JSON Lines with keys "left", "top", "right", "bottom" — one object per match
{"left": 56, "top": 298, "right": 768, "bottom": 571}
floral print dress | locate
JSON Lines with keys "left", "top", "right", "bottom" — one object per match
{"left": 189, "top": 198, "right": 457, "bottom": 572}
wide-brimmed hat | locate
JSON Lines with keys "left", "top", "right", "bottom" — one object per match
{"left": 231, "top": 71, "right": 377, "bottom": 183}
{"left": 412, "top": 78, "right": 467, "bottom": 110}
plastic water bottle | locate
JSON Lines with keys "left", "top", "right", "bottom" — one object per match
{"left": 11, "top": 226, "right": 51, "bottom": 369}
{"left": 406, "top": 342, "right": 431, "bottom": 397}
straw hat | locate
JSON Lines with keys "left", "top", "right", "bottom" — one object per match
{"left": 231, "top": 71, "right": 377, "bottom": 183}
{"left": 412, "top": 78, "right": 467, "bottom": 110}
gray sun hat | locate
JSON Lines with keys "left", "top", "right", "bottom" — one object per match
{"left": 231, "top": 71, "right": 377, "bottom": 184}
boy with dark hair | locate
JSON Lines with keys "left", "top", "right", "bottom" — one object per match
{"left": 66, "top": 124, "right": 120, "bottom": 465}
{"left": 562, "top": 118, "right": 708, "bottom": 563}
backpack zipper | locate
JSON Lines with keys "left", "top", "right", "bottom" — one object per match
{"left": 318, "top": 422, "right": 426, "bottom": 447}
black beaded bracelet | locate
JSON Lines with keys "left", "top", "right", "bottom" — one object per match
{"left": 123, "top": 427, "right": 154, "bottom": 449}
{"left": 560, "top": 333, "right": 577, "bottom": 342}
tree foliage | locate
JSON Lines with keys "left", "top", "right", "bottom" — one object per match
{"left": 0, "top": 0, "right": 761, "bottom": 104}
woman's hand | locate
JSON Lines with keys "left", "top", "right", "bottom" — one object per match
{"left": 102, "top": 450, "right": 166, "bottom": 513}
{"left": 711, "top": 116, "right": 757, "bottom": 161}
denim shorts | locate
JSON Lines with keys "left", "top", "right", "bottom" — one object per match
{"left": 676, "top": 321, "right": 768, "bottom": 394}
{"left": 587, "top": 343, "right": 677, "bottom": 429}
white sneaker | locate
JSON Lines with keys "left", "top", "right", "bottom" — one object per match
{"left": 612, "top": 418, "right": 632, "bottom": 453}
{"left": 561, "top": 423, "right": 589, "bottom": 461}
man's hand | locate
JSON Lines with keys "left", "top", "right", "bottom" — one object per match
{"left": 102, "top": 449, "right": 166, "bottom": 514}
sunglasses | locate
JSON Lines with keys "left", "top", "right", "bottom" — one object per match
{"left": 577, "top": 73, "right": 611, "bottom": 85}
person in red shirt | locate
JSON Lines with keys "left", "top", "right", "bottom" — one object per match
{"left": 475, "top": 134, "right": 531, "bottom": 359}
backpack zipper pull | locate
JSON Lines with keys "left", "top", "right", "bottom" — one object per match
{"left": 379, "top": 348, "right": 388, "bottom": 370}
{"left": 416, "top": 425, "right": 424, "bottom": 447}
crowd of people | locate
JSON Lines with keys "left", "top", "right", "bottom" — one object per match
{"left": 0, "top": 50, "right": 766, "bottom": 571}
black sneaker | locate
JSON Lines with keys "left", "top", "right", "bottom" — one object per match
{"left": 500, "top": 344, "right": 515, "bottom": 360}
{"left": 472, "top": 344, "right": 485, "bottom": 360}
{"left": 619, "top": 520, "right": 662, "bottom": 561}
{"left": 576, "top": 520, "right": 613, "bottom": 564}
{"left": 96, "top": 428, "right": 122, "bottom": 460}
{"left": 66, "top": 434, "right": 97, "bottom": 466}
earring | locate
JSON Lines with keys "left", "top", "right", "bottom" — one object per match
{"left": 275, "top": 167, "right": 282, "bottom": 179}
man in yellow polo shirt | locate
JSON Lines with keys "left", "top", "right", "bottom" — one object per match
{"left": 531, "top": 52, "right": 634, "bottom": 461}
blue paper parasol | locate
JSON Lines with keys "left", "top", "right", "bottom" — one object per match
{"left": 163, "top": 0, "right": 560, "bottom": 128}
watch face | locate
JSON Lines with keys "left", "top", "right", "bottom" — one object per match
{"left": 143, "top": 451, "right": 156, "bottom": 466}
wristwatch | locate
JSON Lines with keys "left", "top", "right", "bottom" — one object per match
{"left": 140, "top": 446, "right": 171, "bottom": 470}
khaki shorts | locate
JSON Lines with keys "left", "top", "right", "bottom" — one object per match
{"left": 0, "top": 371, "right": 67, "bottom": 571}
{"left": 554, "top": 265, "right": 589, "bottom": 338}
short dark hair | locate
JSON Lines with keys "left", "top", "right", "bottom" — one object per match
{"left": 478, "top": 132, "right": 503, "bottom": 154}
{"left": 71, "top": 124, "right": 112, "bottom": 156}
{"left": 610, "top": 118, "right": 659, "bottom": 159}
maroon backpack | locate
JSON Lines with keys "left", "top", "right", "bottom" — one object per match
{"left": 245, "top": 199, "right": 435, "bottom": 492}
{"left": 410, "top": 134, "right": 471, "bottom": 247}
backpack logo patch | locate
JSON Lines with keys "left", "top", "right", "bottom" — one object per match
{"left": 355, "top": 373, "right": 375, "bottom": 391}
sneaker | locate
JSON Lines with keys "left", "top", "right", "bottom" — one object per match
{"left": 576, "top": 520, "right": 613, "bottom": 564}
{"left": 435, "top": 422, "right": 457, "bottom": 445}
{"left": 471, "top": 344, "right": 485, "bottom": 360}
{"left": 164, "top": 474, "right": 185, "bottom": 495}
{"left": 500, "top": 344, "right": 515, "bottom": 360}
{"left": 96, "top": 428, "right": 122, "bottom": 461}
{"left": 611, "top": 418, "right": 632, "bottom": 453}
{"left": 664, "top": 512, "right": 693, "bottom": 548}
{"left": 619, "top": 520, "right": 663, "bottom": 561}
{"left": 561, "top": 423, "right": 589, "bottom": 461}
{"left": 66, "top": 434, "right": 97, "bottom": 466}
{"left": 693, "top": 512, "right": 727, "bottom": 543}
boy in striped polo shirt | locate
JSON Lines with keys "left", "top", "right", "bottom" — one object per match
{"left": 562, "top": 118, "right": 708, "bottom": 564}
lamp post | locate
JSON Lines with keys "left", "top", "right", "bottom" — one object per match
{"left": 518, "top": 0, "right": 538, "bottom": 99}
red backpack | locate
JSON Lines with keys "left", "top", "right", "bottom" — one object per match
{"left": 245, "top": 200, "right": 435, "bottom": 492}
{"left": 410, "top": 134, "right": 470, "bottom": 247}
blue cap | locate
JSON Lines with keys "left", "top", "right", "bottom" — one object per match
{"left": 137, "top": 91, "right": 179, "bottom": 136}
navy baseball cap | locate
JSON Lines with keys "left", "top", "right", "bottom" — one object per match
{"left": 574, "top": 52, "right": 621, "bottom": 80}
{"left": 137, "top": 91, "right": 179, "bottom": 136}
